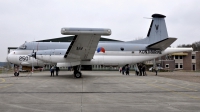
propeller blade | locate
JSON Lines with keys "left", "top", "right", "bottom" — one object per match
{"left": 33, "top": 52, "right": 36, "bottom": 59}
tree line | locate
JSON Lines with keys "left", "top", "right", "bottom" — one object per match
{"left": 177, "top": 41, "right": 200, "bottom": 51}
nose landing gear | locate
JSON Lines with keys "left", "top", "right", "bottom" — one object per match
{"left": 14, "top": 64, "right": 19, "bottom": 76}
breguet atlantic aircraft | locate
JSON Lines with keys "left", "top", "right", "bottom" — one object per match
{"left": 7, "top": 14, "right": 192, "bottom": 78}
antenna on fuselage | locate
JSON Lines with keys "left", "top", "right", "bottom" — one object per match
{"left": 143, "top": 17, "right": 152, "bottom": 19}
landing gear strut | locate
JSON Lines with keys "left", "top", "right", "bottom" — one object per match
{"left": 73, "top": 65, "right": 82, "bottom": 78}
{"left": 14, "top": 64, "right": 19, "bottom": 76}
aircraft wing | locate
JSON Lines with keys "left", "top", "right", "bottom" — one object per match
{"left": 61, "top": 28, "right": 111, "bottom": 61}
{"left": 147, "top": 38, "right": 177, "bottom": 50}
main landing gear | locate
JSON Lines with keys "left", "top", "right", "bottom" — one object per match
{"left": 73, "top": 65, "right": 82, "bottom": 78}
{"left": 14, "top": 72, "right": 19, "bottom": 76}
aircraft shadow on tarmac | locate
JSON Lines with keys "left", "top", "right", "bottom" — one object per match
{"left": 7, "top": 72, "right": 94, "bottom": 79}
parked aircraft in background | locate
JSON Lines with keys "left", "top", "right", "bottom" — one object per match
{"left": 7, "top": 14, "right": 192, "bottom": 78}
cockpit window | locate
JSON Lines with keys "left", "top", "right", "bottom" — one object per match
{"left": 18, "top": 44, "right": 27, "bottom": 49}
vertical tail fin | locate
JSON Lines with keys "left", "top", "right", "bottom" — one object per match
{"left": 147, "top": 14, "right": 168, "bottom": 44}
{"left": 128, "top": 14, "right": 168, "bottom": 45}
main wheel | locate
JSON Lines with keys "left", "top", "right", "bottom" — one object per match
{"left": 14, "top": 72, "right": 18, "bottom": 76}
{"left": 74, "top": 71, "right": 82, "bottom": 78}
{"left": 14, "top": 72, "right": 19, "bottom": 76}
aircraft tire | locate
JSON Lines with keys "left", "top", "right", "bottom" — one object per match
{"left": 74, "top": 71, "right": 82, "bottom": 78}
{"left": 14, "top": 72, "right": 18, "bottom": 76}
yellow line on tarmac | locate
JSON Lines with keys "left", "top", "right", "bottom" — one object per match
{"left": 148, "top": 83, "right": 172, "bottom": 91}
{"left": 0, "top": 78, "right": 5, "bottom": 83}
{"left": 150, "top": 83, "right": 200, "bottom": 100}
{"left": 178, "top": 92, "right": 200, "bottom": 99}
{"left": 0, "top": 78, "right": 13, "bottom": 89}
{"left": 166, "top": 83, "right": 198, "bottom": 92}
{"left": 186, "top": 83, "right": 200, "bottom": 90}
{"left": 0, "top": 84, "right": 13, "bottom": 89}
{"left": 137, "top": 78, "right": 200, "bottom": 100}
{"left": 137, "top": 78, "right": 171, "bottom": 91}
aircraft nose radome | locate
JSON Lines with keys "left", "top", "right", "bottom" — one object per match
{"left": 6, "top": 56, "right": 8, "bottom": 62}
{"left": 6, "top": 54, "right": 10, "bottom": 62}
{"left": 6, "top": 53, "right": 15, "bottom": 63}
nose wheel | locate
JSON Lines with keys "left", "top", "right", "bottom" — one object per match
{"left": 14, "top": 64, "right": 19, "bottom": 76}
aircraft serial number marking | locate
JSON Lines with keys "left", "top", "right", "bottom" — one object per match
{"left": 19, "top": 56, "right": 28, "bottom": 61}
{"left": 76, "top": 47, "right": 83, "bottom": 50}
{"left": 139, "top": 50, "right": 161, "bottom": 54}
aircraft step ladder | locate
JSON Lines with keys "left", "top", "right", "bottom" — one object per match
{"left": 134, "top": 64, "right": 139, "bottom": 75}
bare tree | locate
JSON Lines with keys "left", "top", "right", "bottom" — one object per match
{"left": 177, "top": 41, "right": 200, "bottom": 51}
{"left": 192, "top": 41, "right": 200, "bottom": 51}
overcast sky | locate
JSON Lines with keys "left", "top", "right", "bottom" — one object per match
{"left": 1, "top": 0, "right": 200, "bottom": 61}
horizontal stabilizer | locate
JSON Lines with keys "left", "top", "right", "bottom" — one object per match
{"left": 147, "top": 38, "right": 177, "bottom": 50}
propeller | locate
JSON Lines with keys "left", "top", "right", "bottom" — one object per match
{"left": 28, "top": 49, "right": 36, "bottom": 59}
{"left": 31, "top": 42, "right": 35, "bottom": 74}
{"left": 27, "top": 41, "right": 36, "bottom": 74}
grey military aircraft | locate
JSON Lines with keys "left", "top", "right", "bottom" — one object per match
{"left": 7, "top": 14, "right": 192, "bottom": 78}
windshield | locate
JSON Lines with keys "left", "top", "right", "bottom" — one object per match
{"left": 17, "top": 43, "right": 27, "bottom": 49}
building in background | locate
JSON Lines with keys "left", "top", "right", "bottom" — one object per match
{"left": 146, "top": 51, "right": 200, "bottom": 71}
